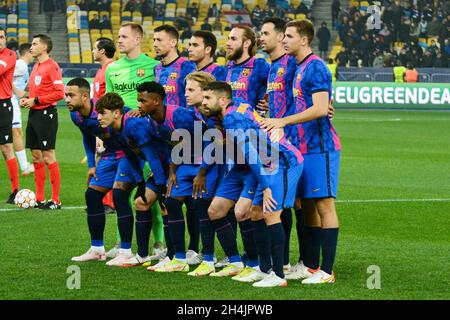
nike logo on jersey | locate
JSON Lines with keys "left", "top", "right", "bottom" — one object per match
{"left": 312, "top": 188, "right": 320, "bottom": 193}
{"left": 248, "top": 191, "right": 255, "bottom": 194}
{"left": 120, "top": 173, "right": 127, "bottom": 177}
{"left": 43, "top": 141, "right": 47, "bottom": 146}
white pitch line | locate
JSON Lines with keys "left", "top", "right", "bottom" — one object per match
{"left": 1, "top": 198, "right": 450, "bottom": 212}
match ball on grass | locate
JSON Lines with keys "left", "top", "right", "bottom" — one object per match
{"left": 14, "top": 189, "right": 37, "bottom": 209}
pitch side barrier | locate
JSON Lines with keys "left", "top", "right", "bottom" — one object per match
{"left": 332, "top": 82, "right": 450, "bottom": 110}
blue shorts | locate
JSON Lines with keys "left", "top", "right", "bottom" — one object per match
{"left": 297, "top": 151, "right": 340, "bottom": 199}
{"left": 89, "top": 157, "right": 137, "bottom": 189}
{"left": 253, "top": 164, "right": 303, "bottom": 210}
{"left": 168, "top": 164, "right": 220, "bottom": 198}
{"left": 214, "top": 167, "right": 258, "bottom": 201}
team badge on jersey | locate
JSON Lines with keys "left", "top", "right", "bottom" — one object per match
{"left": 241, "top": 68, "right": 250, "bottom": 77}
{"left": 277, "top": 68, "right": 285, "bottom": 77}
{"left": 34, "top": 76, "right": 42, "bottom": 86}
{"left": 95, "top": 82, "right": 100, "bottom": 93}
{"left": 137, "top": 69, "right": 145, "bottom": 77}
{"left": 169, "top": 72, "right": 178, "bottom": 80}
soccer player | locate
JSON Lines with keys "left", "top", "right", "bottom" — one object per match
{"left": 105, "top": 22, "right": 165, "bottom": 259}
{"left": 259, "top": 17, "right": 300, "bottom": 274}
{"left": 0, "top": 27, "right": 20, "bottom": 204}
{"left": 105, "top": 23, "right": 160, "bottom": 108}
{"left": 261, "top": 20, "right": 341, "bottom": 284}
{"left": 65, "top": 78, "right": 137, "bottom": 263}
{"left": 188, "top": 31, "right": 227, "bottom": 81}
{"left": 11, "top": 43, "right": 34, "bottom": 177}
{"left": 180, "top": 71, "right": 223, "bottom": 276}
{"left": 202, "top": 81, "right": 303, "bottom": 287}
{"left": 96, "top": 92, "right": 169, "bottom": 266}
{"left": 20, "top": 34, "right": 65, "bottom": 210}
{"left": 92, "top": 37, "right": 116, "bottom": 214}
{"left": 153, "top": 24, "right": 199, "bottom": 260}
{"left": 153, "top": 24, "right": 196, "bottom": 108}
{"left": 226, "top": 25, "right": 270, "bottom": 110}
{"left": 127, "top": 82, "right": 204, "bottom": 272}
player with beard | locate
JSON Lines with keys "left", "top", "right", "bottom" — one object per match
{"left": 226, "top": 25, "right": 270, "bottom": 111}
{"left": 261, "top": 20, "right": 341, "bottom": 284}
{"left": 188, "top": 31, "right": 227, "bottom": 81}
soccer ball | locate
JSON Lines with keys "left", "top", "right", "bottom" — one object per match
{"left": 14, "top": 189, "right": 37, "bottom": 209}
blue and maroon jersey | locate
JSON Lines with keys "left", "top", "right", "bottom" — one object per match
{"left": 226, "top": 57, "right": 270, "bottom": 108}
{"left": 292, "top": 53, "right": 341, "bottom": 154}
{"left": 223, "top": 101, "right": 303, "bottom": 189}
{"left": 151, "top": 104, "right": 204, "bottom": 164}
{"left": 112, "top": 113, "right": 169, "bottom": 185}
{"left": 154, "top": 56, "right": 196, "bottom": 108}
{"left": 70, "top": 101, "right": 125, "bottom": 168}
{"left": 198, "top": 62, "right": 227, "bottom": 81}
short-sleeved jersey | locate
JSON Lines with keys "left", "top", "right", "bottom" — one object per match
{"left": 113, "top": 114, "right": 169, "bottom": 185}
{"left": 267, "top": 54, "right": 297, "bottom": 119}
{"left": 28, "top": 58, "right": 65, "bottom": 109}
{"left": 226, "top": 56, "right": 270, "bottom": 108}
{"left": 154, "top": 56, "right": 196, "bottom": 108}
{"left": 13, "top": 59, "right": 28, "bottom": 93}
{"left": 198, "top": 62, "right": 227, "bottom": 81}
{"left": 223, "top": 101, "right": 303, "bottom": 189}
{"left": 292, "top": 53, "right": 341, "bottom": 154}
{"left": 93, "top": 60, "right": 113, "bottom": 104}
{"left": 151, "top": 104, "right": 204, "bottom": 164}
{"left": 70, "top": 102, "right": 125, "bottom": 168}
{"left": 0, "top": 47, "right": 16, "bottom": 100}
{"left": 105, "top": 54, "right": 160, "bottom": 109}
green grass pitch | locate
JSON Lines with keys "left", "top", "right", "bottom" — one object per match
{"left": 0, "top": 108, "right": 449, "bottom": 300}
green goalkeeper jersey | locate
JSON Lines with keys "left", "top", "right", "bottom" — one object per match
{"left": 105, "top": 54, "right": 160, "bottom": 109}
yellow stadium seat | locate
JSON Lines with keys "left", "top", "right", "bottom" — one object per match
{"left": 216, "top": 56, "right": 226, "bottom": 66}
{"left": 296, "top": 13, "right": 306, "bottom": 20}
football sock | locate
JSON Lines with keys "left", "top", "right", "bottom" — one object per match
{"left": 321, "top": 228, "right": 339, "bottom": 275}
{"left": 295, "top": 209, "right": 305, "bottom": 261}
{"left": 162, "top": 215, "right": 174, "bottom": 259}
{"left": 112, "top": 189, "right": 133, "bottom": 249}
{"left": 211, "top": 216, "right": 240, "bottom": 262}
{"left": 194, "top": 198, "right": 214, "bottom": 257}
{"left": 268, "top": 223, "right": 285, "bottom": 279}
{"left": 33, "top": 162, "right": 46, "bottom": 201}
{"left": 6, "top": 158, "right": 19, "bottom": 192}
{"left": 102, "top": 190, "right": 114, "bottom": 209}
{"left": 47, "top": 161, "right": 61, "bottom": 203}
{"left": 85, "top": 188, "right": 106, "bottom": 246}
{"left": 165, "top": 198, "right": 186, "bottom": 259}
{"left": 184, "top": 197, "right": 199, "bottom": 252}
{"left": 239, "top": 219, "right": 258, "bottom": 265}
{"left": 15, "top": 150, "right": 28, "bottom": 171}
{"left": 303, "top": 226, "right": 321, "bottom": 269}
{"left": 227, "top": 208, "right": 238, "bottom": 236}
{"left": 135, "top": 210, "right": 153, "bottom": 257}
{"left": 151, "top": 202, "right": 164, "bottom": 244}
{"left": 252, "top": 219, "right": 272, "bottom": 273}
{"left": 281, "top": 208, "right": 292, "bottom": 265}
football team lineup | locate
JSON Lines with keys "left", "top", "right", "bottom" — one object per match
{"left": 1, "top": 19, "right": 449, "bottom": 300}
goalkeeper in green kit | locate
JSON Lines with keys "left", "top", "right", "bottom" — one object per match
{"left": 105, "top": 22, "right": 166, "bottom": 261}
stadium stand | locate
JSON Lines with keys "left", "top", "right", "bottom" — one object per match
{"left": 331, "top": 0, "right": 449, "bottom": 68}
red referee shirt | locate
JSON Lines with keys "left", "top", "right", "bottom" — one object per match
{"left": 93, "top": 60, "right": 113, "bottom": 104}
{"left": 0, "top": 47, "right": 17, "bottom": 100}
{"left": 28, "top": 58, "right": 65, "bottom": 110}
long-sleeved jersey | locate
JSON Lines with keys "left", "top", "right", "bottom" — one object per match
{"left": 70, "top": 102, "right": 126, "bottom": 168}
{"left": 223, "top": 101, "right": 303, "bottom": 189}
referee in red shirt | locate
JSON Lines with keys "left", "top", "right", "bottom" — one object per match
{"left": 20, "top": 34, "right": 64, "bottom": 210}
{"left": 0, "top": 27, "right": 20, "bottom": 204}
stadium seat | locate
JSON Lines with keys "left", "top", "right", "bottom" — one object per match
{"left": 296, "top": 13, "right": 307, "bottom": 20}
